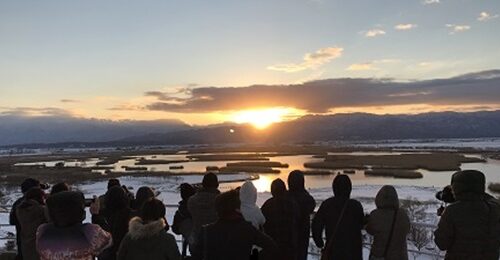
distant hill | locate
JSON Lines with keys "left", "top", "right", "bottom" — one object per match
{"left": 2, "top": 110, "right": 500, "bottom": 148}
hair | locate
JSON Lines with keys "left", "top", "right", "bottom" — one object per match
{"left": 271, "top": 178, "right": 287, "bottom": 198}
{"left": 202, "top": 173, "right": 219, "bottom": 189}
{"left": 141, "top": 198, "right": 166, "bottom": 223}
{"left": 107, "top": 179, "right": 121, "bottom": 190}
{"left": 46, "top": 191, "right": 85, "bottom": 227}
{"left": 180, "top": 183, "right": 196, "bottom": 200}
{"left": 25, "top": 187, "right": 45, "bottom": 205}
{"left": 215, "top": 189, "right": 241, "bottom": 218}
{"left": 135, "top": 186, "right": 155, "bottom": 209}
{"left": 21, "top": 178, "right": 41, "bottom": 194}
{"left": 105, "top": 186, "right": 130, "bottom": 211}
{"left": 50, "top": 182, "right": 70, "bottom": 195}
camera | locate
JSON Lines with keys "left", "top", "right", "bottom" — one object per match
{"left": 435, "top": 185, "right": 455, "bottom": 204}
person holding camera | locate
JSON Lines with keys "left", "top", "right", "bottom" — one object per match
{"left": 434, "top": 170, "right": 500, "bottom": 260}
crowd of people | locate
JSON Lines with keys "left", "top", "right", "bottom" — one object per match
{"left": 7, "top": 169, "right": 500, "bottom": 260}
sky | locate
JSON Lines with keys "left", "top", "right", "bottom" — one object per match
{"left": 1, "top": 0, "right": 499, "bottom": 126}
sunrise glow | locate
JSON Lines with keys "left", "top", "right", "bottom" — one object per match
{"left": 232, "top": 108, "right": 294, "bottom": 129}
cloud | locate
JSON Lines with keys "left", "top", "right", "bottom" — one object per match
{"left": 364, "top": 29, "right": 386, "bottom": 38}
{"left": 60, "top": 99, "right": 80, "bottom": 103}
{"left": 145, "top": 70, "right": 500, "bottom": 114}
{"left": 395, "top": 24, "right": 417, "bottom": 30}
{"left": 478, "top": 12, "right": 499, "bottom": 22}
{"left": 422, "top": 0, "right": 439, "bottom": 5}
{"left": 347, "top": 63, "right": 378, "bottom": 71}
{"left": 0, "top": 107, "right": 74, "bottom": 117}
{"left": 267, "top": 47, "right": 343, "bottom": 73}
{"left": 446, "top": 24, "right": 471, "bottom": 34}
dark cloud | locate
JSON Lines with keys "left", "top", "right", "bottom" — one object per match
{"left": 145, "top": 70, "right": 500, "bottom": 113}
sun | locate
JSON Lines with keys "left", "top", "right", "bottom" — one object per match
{"left": 232, "top": 108, "right": 293, "bottom": 129}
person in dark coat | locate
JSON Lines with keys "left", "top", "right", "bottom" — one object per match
{"left": 130, "top": 186, "right": 155, "bottom": 211}
{"left": 312, "top": 174, "right": 364, "bottom": 260}
{"left": 193, "top": 189, "right": 277, "bottom": 260}
{"left": 36, "top": 191, "right": 112, "bottom": 260}
{"left": 287, "top": 170, "right": 316, "bottom": 260}
{"left": 172, "top": 183, "right": 196, "bottom": 257}
{"left": 434, "top": 170, "right": 500, "bottom": 260}
{"left": 187, "top": 173, "right": 220, "bottom": 257}
{"left": 117, "top": 198, "right": 180, "bottom": 260}
{"left": 261, "top": 178, "right": 299, "bottom": 260}
{"left": 16, "top": 188, "right": 48, "bottom": 260}
{"left": 10, "top": 178, "right": 46, "bottom": 260}
{"left": 92, "top": 186, "right": 133, "bottom": 260}
{"left": 50, "top": 182, "right": 70, "bottom": 195}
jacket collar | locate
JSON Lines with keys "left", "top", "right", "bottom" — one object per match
{"left": 128, "top": 217, "right": 166, "bottom": 240}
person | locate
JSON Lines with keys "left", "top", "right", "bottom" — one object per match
{"left": 287, "top": 170, "right": 316, "bottom": 260}
{"left": 16, "top": 188, "right": 48, "bottom": 260}
{"left": 239, "top": 181, "right": 266, "bottom": 229}
{"left": 98, "top": 179, "right": 122, "bottom": 211}
{"left": 117, "top": 198, "right": 181, "bottom": 260}
{"left": 366, "top": 185, "right": 410, "bottom": 260}
{"left": 92, "top": 186, "right": 133, "bottom": 260}
{"left": 312, "top": 174, "right": 364, "bottom": 260}
{"left": 193, "top": 190, "right": 277, "bottom": 260}
{"left": 36, "top": 191, "right": 112, "bottom": 260}
{"left": 261, "top": 178, "right": 299, "bottom": 260}
{"left": 131, "top": 186, "right": 155, "bottom": 211}
{"left": 187, "top": 173, "right": 220, "bottom": 256}
{"left": 10, "top": 178, "right": 46, "bottom": 260}
{"left": 50, "top": 182, "right": 70, "bottom": 195}
{"left": 434, "top": 170, "right": 500, "bottom": 260}
{"left": 172, "top": 183, "right": 196, "bottom": 257}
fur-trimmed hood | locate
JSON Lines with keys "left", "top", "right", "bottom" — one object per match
{"left": 128, "top": 217, "right": 166, "bottom": 240}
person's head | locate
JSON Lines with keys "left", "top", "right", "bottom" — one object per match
{"left": 180, "top": 183, "right": 196, "bottom": 200}
{"left": 105, "top": 186, "right": 130, "bottom": 210}
{"left": 140, "top": 198, "right": 166, "bottom": 223}
{"left": 270, "top": 178, "right": 287, "bottom": 198}
{"left": 107, "top": 179, "right": 121, "bottom": 190}
{"left": 375, "top": 185, "right": 399, "bottom": 209}
{"left": 288, "top": 170, "right": 305, "bottom": 192}
{"left": 332, "top": 174, "right": 352, "bottom": 199}
{"left": 202, "top": 173, "right": 219, "bottom": 189}
{"left": 451, "top": 170, "right": 485, "bottom": 199}
{"left": 239, "top": 181, "right": 257, "bottom": 205}
{"left": 25, "top": 187, "right": 46, "bottom": 205}
{"left": 46, "top": 191, "right": 85, "bottom": 227}
{"left": 50, "top": 182, "right": 70, "bottom": 195}
{"left": 215, "top": 189, "right": 240, "bottom": 219}
{"left": 21, "top": 178, "right": 41, "bottom": 194}
{"left": 135, "top": 186, "right": 155, "bottom": 209}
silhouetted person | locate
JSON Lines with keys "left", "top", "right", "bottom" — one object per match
{"left": 16, "top": 188, "right": 48, "bottom": 260}
{"left": 10, "top": 178, "right": 46, "bottom": 260}
{"left": 261, "top": 178, "right": 299, "bottom": 260}
{"left": 50, "top": 182, "right": 70, "bottom": 195}
{"left": 312, "top": 174, "right": 364, "bottom": 260}
{"left": 117, "top": 198, "right": 181, "bottom": 260}
{"left": 194, "top": 190, "right": 277, "bottom": 260}
{"left": 240, "top": 181, "right": 266, "bottom": 229}
{"left": 131, "top": 186, "right": 155, "bottom": 211}
{"left": 287, "top": 170, "right": 316, "bottom": 260}
{"left": 187, "top": 173, "right": 220, "bottom": 256}
{"left": 366, "top": 185, "right": 410, "bottom": 260}
{"left": 92, "top": 186, "right": 133, "bottom": 260}
{"left": 434, "top": 170, "right": 500, "bottom": 260}
{"left": 98, "top": 179, "right": 122, "bottom": 211}
{"left": 37, "top": 191, "right": 111, "bottom": 260}
{"left": 172, "top": 183, "right": 196, "bottom": 257}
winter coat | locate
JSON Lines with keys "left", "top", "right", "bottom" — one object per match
{"left": 193, "top": 213, "right": 278, "bottom": 260}
{"left": 187, "top": 188, "right": 220, "bottom": 245}
{"left": 434, "top": 170, "right": 500, "bottom": 260}
{"left": 172, "top": 199, "right": 193, "bottom": 238}
{"left": 16, "top": 199, "right": 48, "bottom": 260}
{"left": 36, "top": 223, "right": 112, "bottom": 260}
{"left": 261, "top": 195, "right": 299, "bottom": 260}
{"left": 288, "top": 173, "right": 316, "bottom": 260}
{"left": 311, "top": 175, "right": 364, "bottom": 260}
{"left": 240, "top": 181, "right": 266, "bottom": 229}
{"left": 10, "top": 196, "right": 24, "bottom": 258}
{"left": 366, "top": 186, "right": 410, "bottom": 260}
{"left": 117, "top": 217, "right": 180, "bottom": 260}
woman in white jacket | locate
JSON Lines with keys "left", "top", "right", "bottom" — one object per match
{"left": 239, "top": 181, "right": 266, "bottom": 229}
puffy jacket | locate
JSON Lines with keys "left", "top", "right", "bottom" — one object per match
{"left": 16, "top": 199, "right": 48, "bottom": 260}
{"left": 187, "top": 188, "right": 220, "bottom": 244}
{"left": 117, "top": 217, "right": 180, "bottom": 260}
{"left": 240, "top": 181, "right": 266, "bottom": 229}
{"left": 36, "top": 223, "right": 112, "bottom": 260}
{"left": 366, "top": 185, "right": 410, "bottom": 260}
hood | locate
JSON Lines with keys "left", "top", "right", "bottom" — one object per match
{"left": 332, "top": 174, "right": 352, "bottom": 199}
{"left": 375, "top": 185, "right": 399, "bottom": 209}
{"left": 128, "top": 217, "right": 166, "bottom": 240}
{"left": 451, "top": 170, "right": 485, "bottom": 199}
{"left": 105, "top": 186, "right": 129, "bottom": 210}
{"left": 240, "top": 181, "right": 257, "bottom": 205}
{"left": 271, "top": 179, "right": 287, "bottom": 198}
{"left": 288, "top": 170, "right": 305, "bottom": 192}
